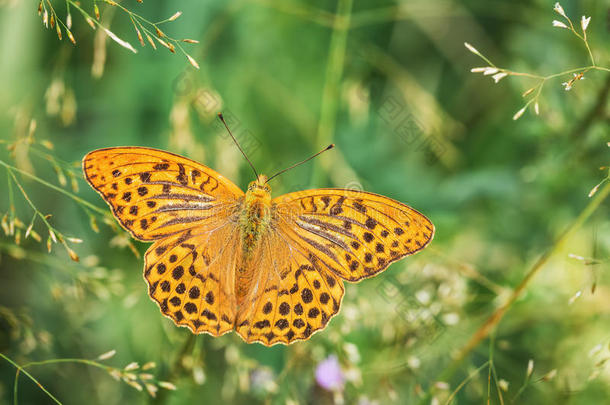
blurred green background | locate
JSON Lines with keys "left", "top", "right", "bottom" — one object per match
{"left": 1, "top": 0, "right": 609, "bottom": 404}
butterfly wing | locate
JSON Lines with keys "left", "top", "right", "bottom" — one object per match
{"left": 234, "top": 189, "right": 433, "bottom": 346}
{"left": 83, "top": 147, "right": 245, "bottom": 335}
{"left": 83, "top": 147, "right": 244, "bottom": 241}
{"left": 271, "top": 189, "right": 434, "bottom": 282}
{"left": 234, "top": 229, "right": 345, "bottom": 346}
{"left": 144, "top": 220, "right": 241, "bottom": 336}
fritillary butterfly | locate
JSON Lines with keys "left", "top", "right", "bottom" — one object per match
{"left": 83, "top": 136, "right": 434, "bottom": 345}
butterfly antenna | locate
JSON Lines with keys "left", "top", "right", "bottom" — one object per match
{"left": 266, "top": 144, "right": 335, "bottom": 183}
{"left": 217, "top": 113, "right": 259, "bottom": 178}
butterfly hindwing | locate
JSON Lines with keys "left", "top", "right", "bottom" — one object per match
{"left": 83, "top": 147, "right": 244, "bottom": 241}
{"left": 144, "top": 219, "right": 241, "bottom": 336}
{"left": 235, "top": 231, "right": 344, "bottom": 345}
{"left": 272, "top": 189, "right": 434, "bottom": 282}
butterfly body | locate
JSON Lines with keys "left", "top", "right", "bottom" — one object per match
{"left": 83, "top": 147, "right": 434, "bottom": 346}
{"left": 235, "top": 175, "right": 274, "bottom": 302}
{"left": 240, "top": 175, "right": 272, "bottom": 256}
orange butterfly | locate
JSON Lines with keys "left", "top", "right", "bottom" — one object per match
{"left": 82, "top": 116, "right": 434, "bottom": 346}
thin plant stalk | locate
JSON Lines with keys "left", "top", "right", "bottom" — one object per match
{"left": 441, "top": 181, "right": 610, "bottom": 380}
{"left": 0, "top": 353, "right": 63, "bottom": 405}
{"left": 0, "top": 160, "right": 107, "bottom": 216}
{"left": 311, "top": 0, "right": 353, "bottom": 186}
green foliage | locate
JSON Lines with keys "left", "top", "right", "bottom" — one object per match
{"left": 0, "top": 0, "right": 609, "bottom": 404}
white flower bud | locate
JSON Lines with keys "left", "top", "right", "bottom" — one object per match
{"left": 588, "top": 182, "right": 601, "bottom": 197}
{"left": 169, "top": 11, "right": 182, "bottom": 21}
{"left": 124, "top": 362, "right": 140, "bottom": 371}
{"left": 554, "top": 3, "right": 567, "bottom": 18}
{"left": 527, "top": 359, "right": 534, "bottom": 378}
{"left": 581, "top": 16, "right": 591, "bottom": 32}
{"left": 513, "top": 106, "right": 527, "bottom": 120}
{"left": 464, "top": 42, "right": 479, "bottom": 55}
{"left": 492, "top": 72, "right": 507, "bottom": 83}
{"left": 97, "top": 349, "right": 117, "bottom": 360}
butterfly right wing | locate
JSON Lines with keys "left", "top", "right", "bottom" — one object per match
{"left": 233, "top": 189, "right": 433, "bottom": 346}
{"left": 144, "top": 211, "right": 242, "bottom": 336}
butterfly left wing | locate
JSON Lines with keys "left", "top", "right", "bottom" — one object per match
{"left": 271, "top": 189, "right": 434, "bottom": 282}
{"left": 83, "top": 147, "right": 246, "bottom": 335}
{"left": 83, "top": 147, "right": 244, "bottom": 241}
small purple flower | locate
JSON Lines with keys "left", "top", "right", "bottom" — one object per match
{"left": 315, "top": 355, "right": 344, "bottom": 391}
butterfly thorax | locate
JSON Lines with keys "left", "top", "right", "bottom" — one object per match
{"left": 240, "top": 175, "right": 272, "bottom": 253}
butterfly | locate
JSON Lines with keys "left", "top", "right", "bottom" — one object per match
{"left": 82, "top": 121, "right": 434, "bottom": 346}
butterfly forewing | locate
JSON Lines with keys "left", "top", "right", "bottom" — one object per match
{"left": 235, "top": 231, "right": 344, "bottom": 345}
{"left": 83, "top": 147, "right": 244, "bottom": 240}
{"left": 271, "top": 189, "right": 434, "bottom": 282}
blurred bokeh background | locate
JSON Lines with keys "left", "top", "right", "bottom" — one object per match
{"left": 1, "top": 0, "right": 609, "bottom": 403}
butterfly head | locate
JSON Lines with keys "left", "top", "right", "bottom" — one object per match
{"left": 246, "top": 174, "right": 272, "bottom": 200}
